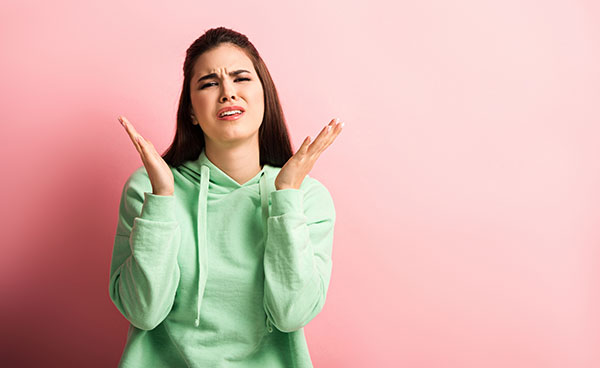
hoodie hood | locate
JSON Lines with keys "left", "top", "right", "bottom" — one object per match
{"left": 180, "top": 148, "right": 276, "bottom": 327}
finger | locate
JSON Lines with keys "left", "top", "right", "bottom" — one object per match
{"left": 141, "top": 137, "right": 161, "bottom": 160}
{"left": 122, "top": 116, "right": 142, "bottom": 146}
{"left": 298, "top": 136, "right": 311, "bottom": 155}
{"left": 137, "top": 135, "right": 160, "bottom": 161}
{"left": 119, "top": 116, "right": 137, "bottom": 142}
{"left": 323, "top": 118, "right": 339, "bottom": 137}
{"left": 134, "top": 127, "right": 162, "bottom": 161}
{"left": 312, "top": 121, "right": 332, "bottom": 146}
{"left": 119, "top": 115, "right": 143, "bottom": 153}
{"left": 137, "top": 135, "right": 147, "bottom": 151}
{"left": 316, "top": 119, "right": 343, "bottom": 154}
{"left": 139, "top": 137, "right": 166, "bottom": 169}
{"left": 119, "top": 116, "right": 140, "bottom": 145}
{"left": 325, "top": 119, "right": 344, "bottom": 146}
{"left": 325, "top": 118, "right": 343, "bottom": 138}
{"left": 308, "top": 119, "right": 336, "bottom": 154}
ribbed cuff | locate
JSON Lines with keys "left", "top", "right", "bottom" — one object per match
{"left": 270, "top": 189, "right": 303, "bottom": 216}
{"left": 140, "top": 192, "right": 176, "bottom": 221}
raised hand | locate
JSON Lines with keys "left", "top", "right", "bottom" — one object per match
{"left": 118, "top": 115, "right": 175, "bottom": 196}
{"left": 275, "top": 118, "right": 344, "bottom": 190}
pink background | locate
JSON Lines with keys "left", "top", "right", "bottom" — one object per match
{"left": 1, "top": 0, "right": 599, "bottom": 367}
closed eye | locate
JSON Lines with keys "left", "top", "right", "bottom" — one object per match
{"left": 200, "top": 77, "right": 251, "bottom": 90}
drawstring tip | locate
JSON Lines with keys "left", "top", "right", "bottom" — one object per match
{"left": 194, "top": 318, "right": 200, "bottom": 327}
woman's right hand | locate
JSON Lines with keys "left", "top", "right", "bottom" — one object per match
{"left": 118, "top": 115, "right": 175, "bottom": 196}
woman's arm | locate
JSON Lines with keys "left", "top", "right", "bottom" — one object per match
{"left": 263, "top": 178, "right": 336, "bottom": 333}
{"left": 108, "top": 167, "right": 181, "bottom": 330}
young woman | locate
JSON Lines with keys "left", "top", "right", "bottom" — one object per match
{"left": 108, "top": 27, "right": 343, "bottom": 367}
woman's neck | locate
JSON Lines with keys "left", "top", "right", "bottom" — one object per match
{"left": 203, "top": 139, "right": 262, "bottom": 186}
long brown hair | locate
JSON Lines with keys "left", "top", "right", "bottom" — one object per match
{"left": 162, "top": 27, "right": 294, "bottom": 168}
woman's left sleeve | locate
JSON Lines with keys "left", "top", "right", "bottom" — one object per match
{"left": 263, "top": 178, "right": 336, "bottom": 333}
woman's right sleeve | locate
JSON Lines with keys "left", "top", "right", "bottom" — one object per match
{"left": 108, "top": 168, "right": 181, "bottom": 331}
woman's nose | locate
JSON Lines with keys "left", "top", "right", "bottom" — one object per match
{"left": 220, "top": 81, "right": 237, "bottom": 102}
{"left": 220, "top": 94, "right": 237, "bottom": 102}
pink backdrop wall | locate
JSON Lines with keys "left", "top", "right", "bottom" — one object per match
{"left": 1, "top": 0, "right": 599, "bottom": 367}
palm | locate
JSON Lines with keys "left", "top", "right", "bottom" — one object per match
{"left": 118, "top": 115, "right": 175, "bottom": 196}
{"left": 275, "top": 118, "right": 344, "bottom": 190}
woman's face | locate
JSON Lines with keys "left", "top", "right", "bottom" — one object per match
{"left": 190, "top": 43, "right": 265, "bottom": 148}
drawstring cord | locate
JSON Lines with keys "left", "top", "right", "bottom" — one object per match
{"left": 194, "top": 165, "right": 210, "bottom": 327}
{"left": 193, "top": 166, "right": 271, "bottom": 329}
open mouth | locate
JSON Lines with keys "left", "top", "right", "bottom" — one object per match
{"left": 217, "top": 110, "right": 245, "bottom": 120}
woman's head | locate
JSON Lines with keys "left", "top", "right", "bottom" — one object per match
{"left": 189, "top": 42, "right": 264, "bottom": 153}
{"left": 162, "top": 27, "right": 293, "bottom": 168}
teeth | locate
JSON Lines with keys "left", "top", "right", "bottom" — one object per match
{"left": 220, "top": 110, "right": 242, "bottom": 117}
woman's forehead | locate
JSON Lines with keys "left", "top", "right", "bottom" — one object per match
{"left": 195, "top": 44, "right": 254, "bottom": 75}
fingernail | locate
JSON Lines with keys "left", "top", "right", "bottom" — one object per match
{"left": 137, "top": 135, "right": 143, "bottom": 143}
{"left": 327, "top": 125, "right": 332, "bottom": 131}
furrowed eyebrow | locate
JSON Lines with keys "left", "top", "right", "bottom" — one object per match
{"left": 197, "top": 69, "right": 251, "bottom": 84}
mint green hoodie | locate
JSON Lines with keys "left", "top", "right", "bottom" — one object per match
{"left": 108, "top": 148, "right": 336, "bottom": 367}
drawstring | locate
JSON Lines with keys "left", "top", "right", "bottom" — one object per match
{"left": 259, "top": 171, "right": 268, "bottom": 236}
{"left": 194, "top": 165, "right": 210, "bottom": 327}
{"left": 193, "top": 165, "right": 271, "bottom": 328}
{"left": 259, "top": 170, "right": 275, "bottom": 333}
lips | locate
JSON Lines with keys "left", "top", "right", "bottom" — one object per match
{"left": 217, "top": 106, "right": 245, "bottom": 119}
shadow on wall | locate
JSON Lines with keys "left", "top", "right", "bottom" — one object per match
{"left": 1, "top": 111, "right": 130, "bottom": 367}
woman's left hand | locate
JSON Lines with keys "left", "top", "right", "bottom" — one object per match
{"left": 275, "top": 118, "right": 344, "bottom": 190}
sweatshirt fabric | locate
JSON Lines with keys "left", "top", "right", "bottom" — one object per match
{"left": 108, "top": 147, "right": 336, "bottom": 368}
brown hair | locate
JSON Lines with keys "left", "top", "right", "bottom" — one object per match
{"left": 161, "top": 27, "right": 294, "bottom": 168}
